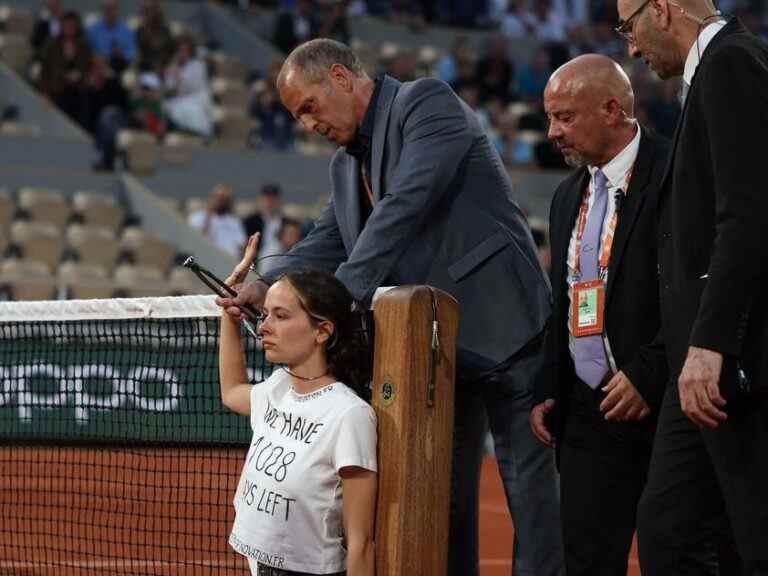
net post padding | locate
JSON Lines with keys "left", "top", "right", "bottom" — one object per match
{"left": 372, "top": 286, "right": 459, "bottom": 576}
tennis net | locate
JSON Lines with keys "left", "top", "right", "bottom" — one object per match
{"left": 0, "top": 295, "right": 272, "bottom": 575}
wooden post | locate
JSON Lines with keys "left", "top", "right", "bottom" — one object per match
{"left": 372, "top": 286, "right": 459, "bottom": 576}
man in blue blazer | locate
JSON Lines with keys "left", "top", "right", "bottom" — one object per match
{"left": 219, "top": 38, "right": 562, "bottom": 575}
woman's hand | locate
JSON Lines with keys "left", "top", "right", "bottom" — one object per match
{"left": 225, "top": 233, "right": 260, "bottom": 287}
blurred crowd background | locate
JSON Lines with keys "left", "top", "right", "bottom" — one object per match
{"left": 0, "top": 0, "right": 763, "bottom": 300}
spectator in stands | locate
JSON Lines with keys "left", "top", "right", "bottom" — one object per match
{"left": 243, "top": 183, "right": 284, "bottom": 267}
{"left": 386, "top": 50, "right": 417, "bottom": 82}
{"left": 163, "top": 35, "right": 214, "bottom": 138}
{"left": 188, "top": 184, "right": 247, "bottom": 258}
{"left": 136, "top": 0, "right": 175, "bottom": 73}
{"left": 92, "top": 71, "right": 165, "bottom": 171}
{"left": 517, "top": 47, "right": 553, "bottom": 102}
{"left": 524, "top": 0, "right": 568, "bottom": 42}
{"left": 273, "top": 0, "right": 317, "bottom": 55}
{"left": 31, "top": 0, "right": 64, "bottom": 60}
{"left": 435, "top": 35, "right": 470, "bottom": 85}
{"left": 496, "top": 110, "right": 536, "bottom": 166}
{"left": 40, "top": 11, "right": 92, "bottom": 130}
{"left": 250, "top": 60, "right": 295, "bottom": 150}
{"left": 500, "top": 0, "right": 528, "bottom": 37}
{"left": 477, "top": 33, "right": 515, "bottom": 104}
{"left": 316, "top": 0, "right": 351, "bottom": 46}
{"left": 87, "top": 0, "right": 136, "bottom": 72}
{"left": 88, "top": 53, "right": 130, "bottom": 167}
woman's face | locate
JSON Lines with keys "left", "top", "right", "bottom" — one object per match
{"left": 258, "top": 280, "right": 329, "bottom": 366}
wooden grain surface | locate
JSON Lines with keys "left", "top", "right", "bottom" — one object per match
{"left": 372, "top": 286, "right": 459, "bottom": 576}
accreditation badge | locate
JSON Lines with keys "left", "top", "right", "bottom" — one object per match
{"left": 571, "top": 279, "right": 605, "bottom": 337}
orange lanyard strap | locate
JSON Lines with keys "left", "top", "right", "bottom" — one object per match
{"left": 573, "top": 164, "right": 634, "bottom": 278}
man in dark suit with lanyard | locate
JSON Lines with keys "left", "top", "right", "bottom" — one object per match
{"left": 531, "top": 54, "right": 669, "bottom": 576}
{"left": 615, "top": 0, "right": 768, "bottom": 572}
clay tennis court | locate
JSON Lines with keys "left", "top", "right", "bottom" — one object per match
{"left": 1, "top": 447, "right": 640, "bottom": 575}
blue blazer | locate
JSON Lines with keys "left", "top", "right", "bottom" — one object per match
{"left": 265, "top": 75, "right": 551, "bottom": 377}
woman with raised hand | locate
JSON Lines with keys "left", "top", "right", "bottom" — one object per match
{"left": 220, "top": 233, "right": 377, "bottom": 576}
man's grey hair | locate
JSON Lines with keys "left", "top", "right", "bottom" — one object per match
{"left": 279, "top": 38, "right": 368, "bottom": 86}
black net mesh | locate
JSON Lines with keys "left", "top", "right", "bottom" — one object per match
{"left": 0, "top": 308, "right": 272, "bottom": 575}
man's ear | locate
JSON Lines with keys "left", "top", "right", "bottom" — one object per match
{"left": 328, "top": 63, "right": 353, "bottom": 92}
{"left": 650, "top": 0, "right": 672, "bottom": 29}
{"left": 604, "top": 98, "right": 625, "bottom": 125}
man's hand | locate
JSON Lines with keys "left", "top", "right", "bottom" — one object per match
{"left": 599, "top": 371, "right": 650, "bottom": 421}
{"left": 678, "top": 346, "right": 727, "bottom": 429}
{"left": 530, "top": 399, "right": 556, "bottom": 448}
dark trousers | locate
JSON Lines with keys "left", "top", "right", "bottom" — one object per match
{"left": 559, "top": 378, "right": 654, "bottom": 576}
{"left": 448, "top": 335, "right": 564, "bottom": 576}
{"left": 637, "top": 384, "right": 768, "bottom": 575}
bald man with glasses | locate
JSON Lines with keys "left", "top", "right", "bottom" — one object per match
{"left": 615, "top": 0, "right": 768, "bottom": 573}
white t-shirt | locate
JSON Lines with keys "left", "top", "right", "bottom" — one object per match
{"left": 188, "top": 210, "right": 247, "bottom": 258}
{"left": 229, "top": 369, "right": 377, "bottom": 574}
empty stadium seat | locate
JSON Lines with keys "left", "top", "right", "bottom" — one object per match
{"left": 18, "top": 187, "right": 71, "bottom": 229}
{"left": 0, "top": 187, "right": 13, "bottom": 230}
{"left": 117, "top": 130, "right": 158, "bottom": 175}
{"left": 113, "top": 263, "right": 168, "bottom": 297}
{"left": 208, "top": 51, "right": 248, "bottom": 83}
{"left": 162, "top": 132, "right": 204, "bottom": 165}
{"left": 1, "top": 258, "right": 56, "bottom": 301}
{"left": 168, "top": 265, "right": 206, "bottom": 295}
{"left": 213, "top": 107, "right": 253, "bottom": 145}
{"left": 120, "top": 228, "right": 177, "bottom": 272}
{"left": 58, "top": 261, "right": 114, "bottom": 300}
{"left": 72, "top": 191, "right": 125, "bottom": 230}
{"left": 212, "top": 78, "right": 251, "bottom": 110}
{"left": 0, "top": 34, "right": 31, "bottom": 75}
{"left": 10, "top": 220, "right": 63, "bottom": 271}
{"left": 0, "top": 5, "right": 35, "bottom": 36}
{"left": 66, "top": 224, "right": 121, "bottom": 270}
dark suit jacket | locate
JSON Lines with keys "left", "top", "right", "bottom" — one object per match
{"left": 264, "top": 75, "right": 552, "bottom": 378}
{"left": 658, "top": 19, "right": 768, "bottom": 390}
{"left": 538, "top": 128, "right": 669, "bottom": 438}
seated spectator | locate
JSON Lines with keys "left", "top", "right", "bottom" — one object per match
{"left": 387, "top": 50, "right": 417, "bottom": 82}
{"left": 31, "top": 0, "right": 64, "bottom": 60}
{"left": 87, "top": 0, "right": 136, "bottom": 72}
{"left": 188, "top": 184, "right": 247, "bottom": 258}
{"left": 517, "top": 48, "right": 552, "bottom": 103}
{"left": 92, "top": 71, "right": 165, "bottom": 171}
{"left": 40, "top": 11, "right": 92, "bottom": 129}
{"left": 477, "top": 34, "right": 515, "bottom": 104}
{"left": 87, "top": 53, "right": 129, "bottom": 133}
{"left": 273, "top": 0, "right": 317, "bottom": 55}
{"left": 136, "top": 0, "right": 175, "bottom": 73}
{"left": 250, "top": 60, "right": 294, "bottom": 150}
{"left": 316, "top": 0, "right": 351, "bottom": 46}
{"left": 436, "top": 35, "right": 470, "bottom": 85}
{"left": 243, "top": 183, "right": 284, "bottom": 268}
{"left": 495, "top": 110, "right": 535, "bottom": 167}
{"left": 523, "top": 0, "right": 567, "bottom": 42}
{"left": 500, "top": 1, "right": 527, "bottom": 38}
{"left": 163, "top": 35, "right": 213, "bottom": 137}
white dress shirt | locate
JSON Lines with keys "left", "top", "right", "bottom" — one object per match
{"left": 566, "top": 124, "right": 641, "bottom": 359}
{"left": 683, "top": 20, "right": 727, "bottom": 86}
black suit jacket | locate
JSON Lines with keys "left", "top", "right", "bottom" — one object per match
{"left": 538, "top": 128, "right": 670, "bottom": 438}
{"left": 658, "top": 19, "right": 768, "bottom": 390}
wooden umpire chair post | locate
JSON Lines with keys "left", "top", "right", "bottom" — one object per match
{"left": 372, "top": 286, "right": 459, "bottom": 576}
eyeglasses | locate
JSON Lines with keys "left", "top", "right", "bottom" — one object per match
{"left": 615, "top": 0, "right": 652, "bottom": 42}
